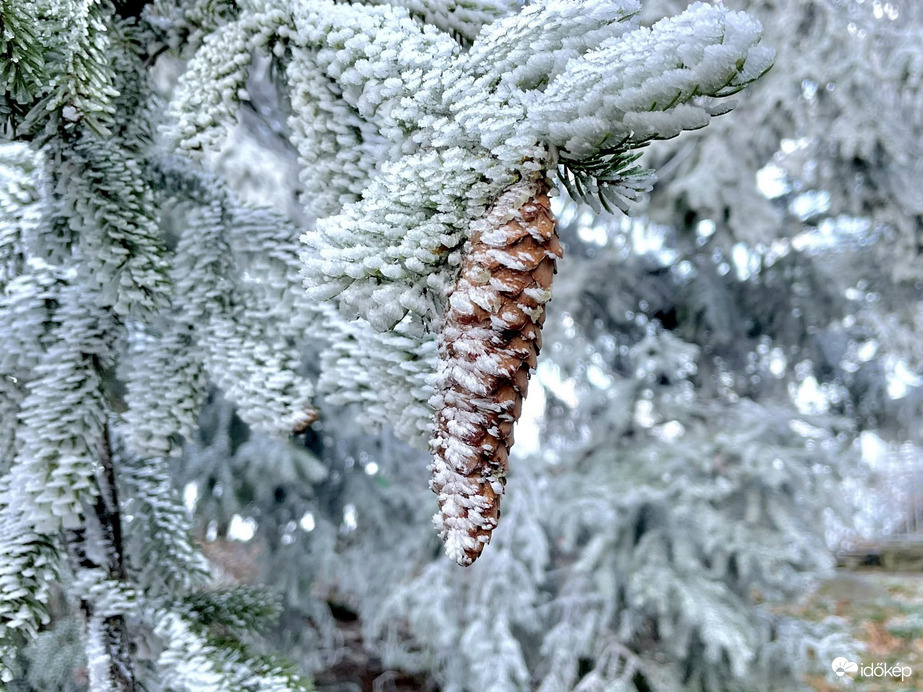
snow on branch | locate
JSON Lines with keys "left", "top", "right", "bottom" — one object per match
{"left": 527, "top": 2, "right": 775, "bottom": 160}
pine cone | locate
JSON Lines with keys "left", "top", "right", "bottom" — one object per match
{"left": 430, "top": 174, "right": 561, "bottom": 566}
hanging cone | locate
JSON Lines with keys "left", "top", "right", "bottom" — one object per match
{"left": 430, "top": 173, "right": 561, "bottom": 566}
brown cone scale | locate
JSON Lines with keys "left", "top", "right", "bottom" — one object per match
{"left": 429, "top": 175, "right": 560, "bottom": 566}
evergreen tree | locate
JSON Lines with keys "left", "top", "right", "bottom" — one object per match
{"left": 2, "top": 0, "right": 918, "bottom": 691}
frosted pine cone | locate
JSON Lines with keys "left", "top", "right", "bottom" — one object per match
{"left": 430, "top": 174, "right": 561, "bottom": 566}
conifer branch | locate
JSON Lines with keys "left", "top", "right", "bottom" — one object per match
{"left": 62, "top": 424, "right": 137, "bottom": 692}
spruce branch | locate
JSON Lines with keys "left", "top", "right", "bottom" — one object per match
{"left": 163, "top": 162, "right": 318, "bottom": 435}
{"left": 557, "top": 148, "right": 654, "bottom": 214}
{"left": 0, "top": 0, "right": 47, "bottom": 133}
{"left": 117, "top": 451, "right": 210, "bottom": 597}
{"left": 22, "top": 0, "right": 121, "bottom": 140}
{"left": 179, "top": 587, "right": 282, "bottom": 634}
{"left": 62, "top": 423, "right": 138, "bottom": 692}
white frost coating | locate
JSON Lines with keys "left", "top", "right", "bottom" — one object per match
{"left": 466, "top": 283, "right": 503, "bottom": 312}
{"left": 445, "top": 417, "right": 479, "bottom": 441}
{"left": 449, "top": 289, "right": 476, "bottom": 315}
{"left": 155, "top": 612, "right": 227, "bottom": 692}
{"left": 440, "top": 434, "right": 481, "bottom": 472}
{"left": 486, "top": 248, "right": 534, "bottom": 271}
{"left": 86, "top": 616, "right": 116, "bottom": 692}
{"left": 171, "top": 196, "right": 317, "bottom": 437}
{"left": 451, "top": 337, "right": 493, "bottom": 358}
{"left": 286, "top": 46, "right": 387, "bottom": 218}
{"left": 450, "top": 364, "right": 492, "bottom": 396}
{"left": 522, "top": 286, "right": 553, "bottom": 303}
{"left": 0, "top": 0, "right": 761, "bottom": 686}
{"left": 363, "top": 0, "right": 518, "bottom": 42}
{"left": 526, "top": 2, "right": 775, "bottom": 159}
{"left": 443, "top": 529, "right": 476, "bottom": 561}
{"left": 480, "top": 224, "right": 524, "bottom": 247}
{"left": 122, "top": 324, "right": 207, "bottom": 459}
{"left": 317, "top": 305, "right": 438, "bottom": 442}
{"left": 154, "top": 609, "right": 302, "bottom": 691}
{"left": 169, "top": 11, "right": 289, "bottom": 155}
{"left": 8, "top": 282, "right": 113, "bottom": 533}
{"left": 473, "top": 352, "right": 507, "bottom": 376}
{"left": 0, "top": 477, "right": 58, "bottom": 642}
